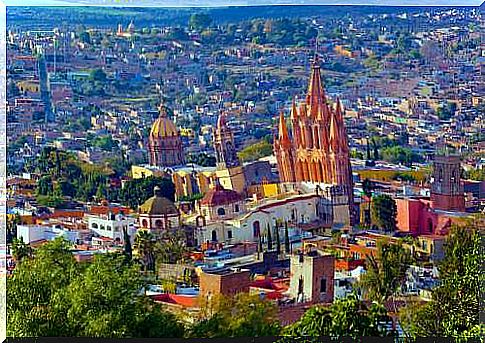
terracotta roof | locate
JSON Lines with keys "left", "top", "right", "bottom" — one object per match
{"left": 151, "top": 293, "right": 198, "bottom": 308}
{"left": 200, "top": 183, "right": 242, "bottom": 207}
{"left": 89, "top": 206, "right": 131, "bottom": 215}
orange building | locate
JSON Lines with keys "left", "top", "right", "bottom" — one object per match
{"left": 274, "top": 54, "right": 353, "bottom": 223}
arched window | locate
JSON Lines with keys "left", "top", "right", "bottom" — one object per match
{"left": 217, "top": 207, "right": 226, "bottom": 216}
{"left": 211, "top": 230, "right": 217, "bottom": 242}
{"left": 142, "top": 219, "right": 148, "bottom": 228}
{"left": 100, "top": 225, "right": 105, "bottom": 231}
{"left": 155, "top": 219, "right": 163, "bottom": 228}
{"left": 253, "top": 221, "right": 260, "bottom": 238}
{"left": 92, "top": 223, "right": 98, "bottom": 229}
{"left": 227, "top": 230, "right": 233, "bottom": 239}
{"left": 234, "top": 204, "right": 240, "bottom": 212}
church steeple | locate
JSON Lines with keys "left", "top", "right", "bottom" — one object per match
{"left": 329, "top": 105, "right": 341, "bottom": 154}
{"left": 214, "top": 111, "right": 240, "bottom": 169}
{"left": 305, "top": 54, "right": 326, "bottom": 114}
{"left": 335, "top": 98, "right": 349, "bottom": 153}
{"left": 278, "top": 111, "right": 291, "bottom": 147}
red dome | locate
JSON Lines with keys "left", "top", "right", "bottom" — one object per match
{"left": 200, "top": 183, "right": 242, "bottom": 207}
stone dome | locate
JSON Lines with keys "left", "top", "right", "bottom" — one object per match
{"left": 139, "top": 186, "right": 178, "bottom": 216}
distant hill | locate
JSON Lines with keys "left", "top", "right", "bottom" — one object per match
{"left": 7, "top": 4, "right": 480, "bottom": 30}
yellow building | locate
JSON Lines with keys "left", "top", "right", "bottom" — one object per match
{"left": 131, "top": 165, "right": 217, "bottom": 201}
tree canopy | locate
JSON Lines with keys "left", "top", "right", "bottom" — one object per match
{"left": 7, "top": 238, "right": 185, "bottom": 338}
{"left": 371, "top": 194, "right": 397, "bottom": 231}
{"left": 283, "top": 293, "right": 393, "bottom": 338}
{"left": 119, "top": 176, "right": 176, "bottom": 209}
{"left": 189, "top": 293, "right": 280, "bottom": 338}
{"left": 399, "top": 220, "right": 484, "bottom": 340}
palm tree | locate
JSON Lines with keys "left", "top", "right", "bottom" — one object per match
{"left": 156, "top": 228, "right": 188, "bottom": 264}
{"left": 134, "top": 230, "right": 155, "bottom": 274}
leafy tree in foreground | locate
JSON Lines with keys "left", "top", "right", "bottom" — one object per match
{"left": 189, "top": 293, "right": 280, "bottom": 338}
{"left": 7, "top": 238, "right": 185, "bottom": 338}
{"left": 7, "top": 238, "right": 79, "bottom": 337}
{"left": 399, "top": 220, "right": 484, "bottom": 341}
{"left": 283, "top": 293, "right": 393, "bottom": 338}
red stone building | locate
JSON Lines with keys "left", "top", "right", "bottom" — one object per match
{"left": 274, "top": 54, "right": 352, "bottom": 192}
{"left": 199, "top": 267, "right": 251, "bottom": 298}
{"left": 430, "top": 154, "right": 465, "bottom": 212}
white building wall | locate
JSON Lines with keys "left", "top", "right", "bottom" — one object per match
{"left": 17, "top": 225, "right": 45, "bottom": 244}
{"left": 87, "top": 215, "right": 136, "bottom": 241}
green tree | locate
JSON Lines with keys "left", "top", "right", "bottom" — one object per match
{"left": 189, "top": 13, "right": 212, "bottom": 30}
{"left": 275, "top": 224, "right": 281, "bottom": 255}
{"left": 8, "top": 238, "right": 185, "bottom": 338}
{"left": 266, "top": 223, "right": 273, "bottom": 251}
{"left": 120, "top": 176, "right": 175, "bottom": 209}
{"left": 371, "top": 194, "right": 397, "bottom": 231}
{"left": 284, "top": 221, "right": 290, "bottom": 254}
{"left": 7, "top": 238, "right": 78, "bottom": 337}
{"left": 189, "top": 293, "right": 280, "bottom": 338}
{"left": 283, "top": 293, "right": 393, "bottom": 338}
{"left": 358, "top": 240, "right": 413, "bottom": 305}
{"left": 10, "top": 237, "right": 31, "bottom": 262}
{"left": 7, "top": 214, "right": 21, "bottom": 244}
{"left": 89, "top": 68, "right": 107, "bottom": 83}
{"left": 399, "top": 220, "right": 484, "bottom": 340}
{"left": 237, "top": 140, "right": 273, "bottom": 163}
{"left": 133, "top": 230, "right": 156, "bottom": 273}
{"left": 156, "top": 228, "right": 188, "bottom": 264}
{"left": 123, "top": 227, "right": 132, "bottom": 262}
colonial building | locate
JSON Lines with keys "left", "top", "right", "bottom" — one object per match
{"left": 148, "top": 103, "right": 185, "bottom": 167}
{"left": 274, "top": 55, "right": 354, "bottom": 226}
{"left": 288, "top": 248, "right": 335, "bottom": 304}
{"left": 430, "top": 154, "right": 465, "bottom": 212}
{"left": 138, "top": 186, "right": 181, "bottom": 232}
{"left": 198, "top": 179, "right": 246, "bottom": 223}
{"left": 213, "top": 112, "right": 246, "bottom": 194}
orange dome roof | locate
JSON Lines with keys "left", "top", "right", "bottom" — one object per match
{"left": 150, "top": 103, "right": 178, "bottom": 138}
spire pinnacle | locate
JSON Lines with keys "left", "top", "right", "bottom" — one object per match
{"left": 306, "top": 53, "right": 326, "bottom": 110}
{"left": 278, "top": 111, "right": 291, "bottom": 146}
{"left": 329, "top": 107, "right": 341, "bottom": 153}
{"left": 290, "top": 97, "right": 298, "bottom": 120}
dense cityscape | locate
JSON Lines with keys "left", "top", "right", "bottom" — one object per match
{"left": 5, "top": 4, "right": 484, "bottom": 340}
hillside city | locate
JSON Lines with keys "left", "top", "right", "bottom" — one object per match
{"left": 5, "top": 4, "right": 484, "bottom": 340}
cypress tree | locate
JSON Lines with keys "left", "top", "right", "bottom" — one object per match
{"left": 284, "top": 221, "right": 290, "bottom": 254}
{"left": 266, "top": 224, "right": 273, "bottom": 251}
{"left": 275, "top": 223, "right": 281, "bottom": 255}
{"left": 123, "top": 227, "right": 132, "bottom": 262}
